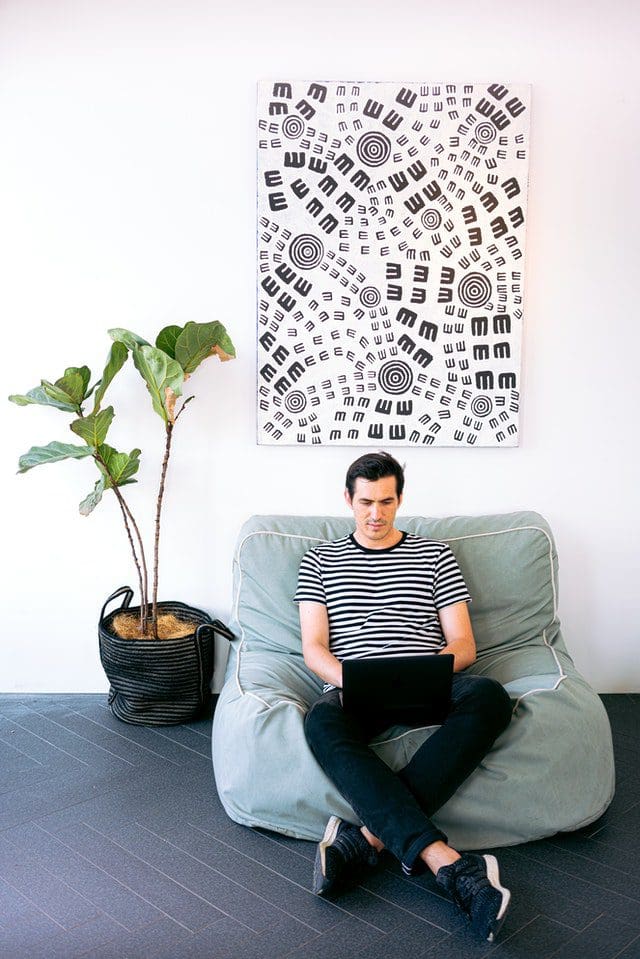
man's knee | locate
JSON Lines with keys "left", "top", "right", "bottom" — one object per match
{"left": 481, "top": 677, "right": 513, "bottom": 730}
{"left": 304, "top": 692, "right": 341, "bottom": 746}
{"left": 304, "top": 698, "right": 324, "bottom": 740}
{"left": 455, "top": 675, "right": 513, "bottom": 732}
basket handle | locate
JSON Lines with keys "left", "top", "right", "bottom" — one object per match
{"left": 211, "top": 619, "right": 235, "bottom": 642}
{"left": 194, "top": 619, "right": 235, "bottom": 643}
{"left": 100, "top": 586, "right": 134, "bottom": 624}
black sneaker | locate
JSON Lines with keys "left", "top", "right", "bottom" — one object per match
{"left": 436, "top": 853, "right": 511, "bottom": 942}
{"left": 312, "top": 816, "right": 379, "bottom": 896}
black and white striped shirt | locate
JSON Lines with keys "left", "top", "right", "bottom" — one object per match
{"left": 294, "top": 532, "right": 471, "bottom": 674}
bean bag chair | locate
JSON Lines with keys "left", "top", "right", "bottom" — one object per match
{"left": 212, "top": 511, "right": 614, "bottom": 849}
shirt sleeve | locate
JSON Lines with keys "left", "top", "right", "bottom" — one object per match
{"left": 433, "top": 545, "right": 472, "bottom": 609}
{"left": 294, "top": 549, "right": 326, "bottom": 605}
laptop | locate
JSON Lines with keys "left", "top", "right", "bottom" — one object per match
{"left": 342, "top": 654, "right": 454, "bottom": 725}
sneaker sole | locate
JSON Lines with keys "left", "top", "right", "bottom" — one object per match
{"left": 312, "top": 816, "right": 342, "bottom": 896}
{"left": 483, "top": 855, "right": 511, "bottom": 942}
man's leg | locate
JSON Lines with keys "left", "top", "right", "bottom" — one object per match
{"left": 304, "top": 689, "right": 446, "bottom": 875}
{"left": 397, "top": 673, "right": 513, "bottom": 857}
{"left": 382, "top": 673, "right": 513, "bottom": 943}
{"left": 305, "top": 677, "right": 513, "bottom": 941}
{"left": 309, "top": 676, "right": 511, "bottom": 872}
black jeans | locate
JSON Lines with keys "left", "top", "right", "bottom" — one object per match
{"left": 304, "top": 673, "right": 512, "bottom": 874}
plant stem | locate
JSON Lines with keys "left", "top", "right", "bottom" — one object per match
{"left": 152, "top": 422, "right": 174, "bottom": 639}
{"left": 175, "top": 395, "right": 195, "bottom": 421}
{"left": 95, "top": 451, "right": 149, "bottom": 634}
{"left": 113, "top": 494, "right": 146, "bottom": 628}
{"left": 119, "top": 493, "right": 150, "bottom": 633}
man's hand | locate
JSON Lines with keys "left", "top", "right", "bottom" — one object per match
{"left": 438, "top": 601, "right": 476, "bottom": 672}
{"left": 299, "top": 601, "right": 344, "bottom": 688}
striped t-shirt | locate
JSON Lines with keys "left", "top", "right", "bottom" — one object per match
{"left": 294, "top": 532, "right": 471, "bottom": 681}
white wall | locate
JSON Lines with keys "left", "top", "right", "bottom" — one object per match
{"left": 1, "top": 0, "right": 638, "bottom": 693}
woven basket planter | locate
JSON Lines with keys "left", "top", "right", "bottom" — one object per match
{"left": 99, "top": 586, "right": 231, "bottom": 726}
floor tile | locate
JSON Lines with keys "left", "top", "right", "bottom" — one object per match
{"left": 0, "top": 693, "right": 637, "bottom": 959}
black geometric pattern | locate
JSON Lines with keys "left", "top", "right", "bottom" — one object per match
{"left": 257, "top": 82, "right": 530, "bottom": 447}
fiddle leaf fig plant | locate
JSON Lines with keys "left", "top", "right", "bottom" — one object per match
{"left": 10, "top": 320, "right": 235, "bottom": 638}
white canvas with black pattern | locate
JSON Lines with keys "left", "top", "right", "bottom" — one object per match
{"left": 257, "top": 81, "right": 530, "bottom": 447}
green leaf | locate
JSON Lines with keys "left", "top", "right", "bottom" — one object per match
{"left": 41, "top": 376, "right": 83, "bottom": 410}
{"left": 17, "top": 441, "right": 95, "bottom": 473}
{"left": 132, "top": 345, "right": 184, "bottom": 422}
{"left": 64, "top": 366, "right": 91, "bottom": 399}
{"left": 174, "top": 321, "right": 236, "bottom": 375}
{"left": 10, "top": 366, "right": 92, "bottom": 412}
{"left": 91, "top": 341, "right": 128, "bottom": 412}
{"left": 9, "top": 385, "right": 78, "bottom": 412}
{"left": 155, "top": 325, "right": 183, "bottom": 360}
{"left": 79, "top": 476, "right": 106, "bottom": 516}
{"left": 70, "top": 407, "right": 115, "bottom": 447}
{"left": 108, "top": 328, "right": 151, "bottom": 351}
{"left": 97, "top": 444, "right": 141, "bottom": 487}
{"left": 56, "top": 370, "right": 87, "bottom": 405}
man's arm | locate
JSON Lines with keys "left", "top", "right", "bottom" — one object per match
{"left": 438, "top": 601, "right": 476, "bottom": 672}
{"left": 299, "top": 601, "right": 343, "bottom": 688}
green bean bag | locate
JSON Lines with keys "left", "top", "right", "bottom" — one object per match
{"left": 212, "top": 511, "right": 614, "bottom": 849}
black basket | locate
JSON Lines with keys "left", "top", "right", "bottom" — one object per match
{"left": 98, "top": 586, "right": 233, "bottom": 726}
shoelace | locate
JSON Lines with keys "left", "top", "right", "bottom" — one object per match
{"left": 449, "top": 859, "right": 489, "bottom": 912}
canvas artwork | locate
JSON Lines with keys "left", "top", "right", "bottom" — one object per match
{"left": 257, "top": 81, "right": 530, "bottom": 447}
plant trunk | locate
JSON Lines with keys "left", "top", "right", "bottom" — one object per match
{"left": 152, "top": 422, "right": 174, "bottom": 639}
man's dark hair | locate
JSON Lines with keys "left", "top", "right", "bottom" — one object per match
{"left": 345, "top": 451, "right": 405, "bottom": 499}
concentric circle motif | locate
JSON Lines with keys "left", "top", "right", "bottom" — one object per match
{"left": 421, "top": 208, "right": 442, "bottom": 231}
{"left": 282, "top": 115, "right": 305, "bottom": 139}
{"left": 458, "top": 272, "right": 492, "bottom": 308}
{"left": 284, "top": 391, "right": 307, "bottom": 414}
{"left": 378, "top": 360, "right": 413, "bottom": 396}
{"left": 359, "top": 286, "right": 381, "bottom": 308}
{"left": 474, "top": 121, "right": 497, "bottom": 145}
{"left": 356, "top": 132, "right": 392, "bottom": 168}
{"left": 471, "top": 395, "right": 493, "bottom": 418}
{"left": 289, "top": 234, "right": 325, "bottom": 270}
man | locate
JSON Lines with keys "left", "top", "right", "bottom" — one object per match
{"left": 295, "top": 451, "right": 513, "bottom": 942}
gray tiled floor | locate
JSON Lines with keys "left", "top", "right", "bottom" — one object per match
{"left": 0, "top": 694, "right": 638, "bottom": 959}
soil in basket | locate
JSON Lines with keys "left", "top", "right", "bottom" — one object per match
{"left": 112, "top": 612, "right": 199, "bottom": 640}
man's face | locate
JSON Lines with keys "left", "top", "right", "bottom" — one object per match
{"left": 345, "top": 475, "right": 403, "bottom": 549}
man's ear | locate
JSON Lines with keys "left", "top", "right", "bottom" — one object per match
{"left": 344, "top": 488, "right": 353, "bottom": 509}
